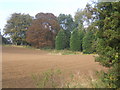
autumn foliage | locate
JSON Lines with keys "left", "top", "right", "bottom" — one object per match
{"left": 26, "top": 13, "right": 60, "bottom": 48}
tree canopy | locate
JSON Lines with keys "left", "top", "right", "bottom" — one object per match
{"left": 94, "top": 2, "right": 120, "bottom": 88}
{"left": 3, "top": 13, "right": 33, "bottom": 45}
{"left": 57, "top": 14, "right": 76, "bottom": 31}
{"left": 58, "top": 14, "right": 76, "bottom": 48}
{"left": 26, "top": 13, "right": 60, "bottom": 48}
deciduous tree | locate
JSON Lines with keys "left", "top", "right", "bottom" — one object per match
{"left": 26, "top": 13, "right": 60, "bottom": 48}
{"left": 3, "top": 13, "right": 33, "bottom": 45}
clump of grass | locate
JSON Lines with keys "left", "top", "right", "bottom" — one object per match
{"left": 32, "top": 69, "right": 63, "bottom": 88}
{"left": 32, "top": 69, "right": 108, "bottom": 88}
{"left": 63, "top": 71, "right": 108, "bottom": 88}
{"left": 49, "top": 49, "right": 83, "bottom": 55}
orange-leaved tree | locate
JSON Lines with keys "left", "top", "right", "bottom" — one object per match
{"left": 26, "top": 13, "right": 60, "bottom": 48}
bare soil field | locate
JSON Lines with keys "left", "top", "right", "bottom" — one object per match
{"left": 2, "top": 46, "right": 107, "bottom": 88}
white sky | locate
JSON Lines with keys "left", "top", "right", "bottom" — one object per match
{"left": 0, "top": 0, "right": 92, "bottom": 34}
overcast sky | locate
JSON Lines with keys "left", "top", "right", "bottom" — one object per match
{"left": 0, "top": 0, "right": 92, "bottom": 34}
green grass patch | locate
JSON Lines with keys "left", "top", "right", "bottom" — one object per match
{"left": 48, "top": 49, "right": 83, "bottom": 55}
{"left": 2, "top": 44, "right": 37, "bottom": 50}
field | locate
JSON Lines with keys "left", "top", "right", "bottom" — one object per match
{"left": 2, "top": 46, "right": 107, "bottom": 88}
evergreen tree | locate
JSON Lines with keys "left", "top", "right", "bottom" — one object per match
{"left": 95, "top": 2, "right": 120, "bottom": 88}
{"left": 82, "top": 30, "right": 95, "bottom": 54}
{"left": 79, "top": 30, "right": 84, "bottom": 51}
{"left": 78, "top": 24, "right": 85, "bottom": 51}
{"left": 57, "top": 14, "right": 76, "bottom": 49}
{"left": 55, "top": 29, "right": 66, "bottom": 50}
{"left": 70, "top": 29, "right": 80, "bottom": 51}
{"left": 64, "top": 30, "right": 71, "bottom": 49}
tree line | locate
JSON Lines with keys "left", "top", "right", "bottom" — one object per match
{"left": 3, "top": 8, "right": 97, "bottom": 54}
{"left": 2, "top": 1, "right": 120, "bottom": 88}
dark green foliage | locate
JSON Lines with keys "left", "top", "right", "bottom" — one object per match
{"left": 96, "top": 2, "right": 120, "bottom": 68}
{"left": 57, "top": 14, "right": 76, "bottom": 49}
{"left": 3, "top": 13, "right": 33, "bottom": 45}
{"left": 79, "top": 30, "right": 84, "bottom": 51}
{"left": 64, "top": 30, "right": 71, "bottom": 49}
{"left": 82, "top": 30, "right": 95, "bottom": 54}
{"left": 88, "top": 24, "right": 98, "bottom": 53}
{"left": 70, "top": 29, "right": 80, "bottom": 51}
{"left": 97, "top": 63, "right": 120, "bottom": 88}
{"left": 78, "top": 24, "right": 85, "bottom": 51}
{"left": 55, "top": 29, "right": 66, "bottom": 50}
{"left": 95, "top": 2, "right": 120, "bottom": 88}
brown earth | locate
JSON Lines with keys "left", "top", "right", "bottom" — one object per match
{"left": 2, "top": 46, "right": 107, "bottom": 88}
